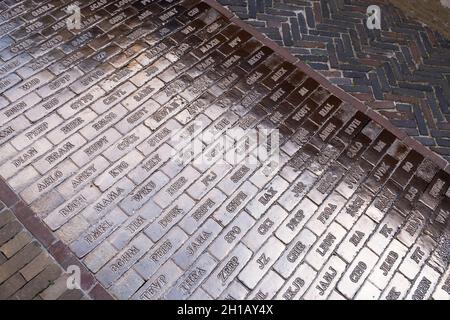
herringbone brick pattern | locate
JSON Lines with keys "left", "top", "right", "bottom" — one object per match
{"left": 218, "top": 0, "right": 450, "bottom": 162}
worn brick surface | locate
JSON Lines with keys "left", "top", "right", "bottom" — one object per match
{"left": 0, "top": 201, "right": 88, "bottom": 300}
{"left": 0, "top": 0, "right": 449, "bottom": 301}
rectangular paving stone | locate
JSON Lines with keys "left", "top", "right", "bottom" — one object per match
{"left": 83, "top": 241, "right": 118, "bottom": 274}
{"left": 10, "top": 113, "right": 63, "bottom": 151}
{"left": 366, "top": 210, "right": 404, "bottom": 255}
{"left": 43, "top": 185, "right": 101, "bottom": 231}
{"left": 96, "top": 233, "right": 152, "bottom": 288}
{"left": 238, "top": 236, "right": 285, "bottom": 289}
{"left": 277, "top": 169, "right": 317, "bottom": 211}
{"left": 0, "top": 115, "right": 31, "bottom": 145}
{"left": 202, "top": 243, "right": 252, "bottom": 298}
{"left": 245, "top": 175, "right": 289, "bottom": 219}
{"left": 36, "top": 68, "right": 83, "bottom": 98}
{"left": 58, "top": 85, "right": 105, "bottom": 119}
{"left": 247, "top": 270, "right": 284, "bottom": 300}
{"left": 33, "top": 133, "right": 86, "bottom": 175}
{"left": 0, "top": 143, "right": 18, "bottom": 167}
{"left": 355, "top": 282, "right": 382, "bottom": 300}
{"left": 398, "top": 235, "right": 435, "bottom": 281}
{"left": 275, "top": 263, "right": 317, "bottom": 300}
{"left": 94, "top": 150, "right": 144, "bottom": 192}
{"left": 148, "top": 96, "right": 189, "bottom": 130}
{"left": 57, "top": 156, "right": 110, "bottom": 200}
{"left": 303, "top": 255, "right": 347, "bottom": 300}
{"left": 0, "top": 230, "right": 32, "bottom": 259}
{"left": 186, "top": 161, "right": 232, "bottom": 200}
{"left": 432, "top": 268, "right": 450, "bottom": 300}
{"left": 242, "top": 204, "right": 288, "bottom": 252}
{"left": 380, "top": 272, "right": 412, "bottom": 300}
{"left": 119, "top": 171, "right": 169, "bottom": 215}
{"left": 109, "top": 269, "right": 145, "bottom": 300}
{"left": 102, "top": 124, "right": 151, "bottom": 162}
{"left": 179, "top": 188, "right": 226, "bottom": 235}
{"left": 115, "top": 101, "right": 160, "bottom": 134}
{"left": 273, "top": 228, "right": 317, "bottom": 279}
{"left": 127, "top": 143, "right": 174, "bottom": 185}
{"left": 165, "top": 253, "right": 217, "bottom": 300}
{"left": 92, "top": 81, "right": 137, "bottom": 114}
{"left": 145, "top": 194, "right": 195, "bottom": 242}
{"left": 306, "top": 191, "right": 347, "bottom": 237}
{"left": 152, "top": 165, "right": 200, "bottom": 209}
{"left": 46, "top": 108, "right": 97, "bottom": 145}
{"left": 137, "top": 118, "right": 182, "bottom": 156}
{"left": 20, "top": 159, "right": 78, "bottom": 204}
{"left": 275, "top": 197, "right": 318, "bottom": 244}
{"left": 70, "top": 207, "right": 128, "bottom": 258}
{"left": 214, "top": 181, "right": 258, "bottom": 226}
{"left": 73, "top": 129, "right": 121, "bottom": 166}
{"left": 216, "top": 157, "right": 259, "bottom": 196}
{"left": 218, "top": 280, "right": 249, "bottom": 300}
{"left": 336, "top": 214, "right": 377, "bottom": 263}
{"left": 0, "top": 138, "right": 52, "bottom": 180}
{"left": 306, "top": 222, "right": 347, "bottom": 271}
{"left": 132, "top": 260, "right": 183, "bottom": 300}
{"left": 25, "top": 89, "right": 75, "bottom": 122}
{"left": 0, "top": 241, "right": 41, "bottom": 284}
{"left": 3, "top": 70, "right": 54, "bottom": 102}
{"left": 0, "top": 92, "right": 42, "bottom": 125}
{"left": 173, "top": 219, "right": 221, "bottom": 269}
{"left": 108, "top": 207, "right": 159, "bottom": 251}
{"left": 19, "top": 251, "right": 52, "bottom": 282}
{"left": 337, "top": 247, "right": 379, "bottom": 299}
{"left": 208, "top": 210, "right": 255, "bottom": 261}
{"left": 79, "top": 104, "right": 128, "bottom": 141}
{"left": 135, "top": 225, "right": 188, "bottom": 279}
{"left": 334, "top": 188, "right": 373, "bottom": 230}
{"left": 82, "top": 177, "right": 135, "bottom": 223}
{"left": 368, "top": 239, "right": 409, "bottom": 291}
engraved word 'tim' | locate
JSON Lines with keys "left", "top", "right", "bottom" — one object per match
{"left": 366, "top": 5, "right": 381, "bottom": 30}
{"left": 66, "top": 4, "right": 81, "bottom": 30}
{"left": 66, "top": 265, "right": 81, "bottom": 290}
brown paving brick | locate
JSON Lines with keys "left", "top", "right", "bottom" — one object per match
{"left": 0, "top": 252, "right": 6, "bottom": 265}
{"left": 0, "top": 241, "right": 42, "bottom": 284}
{"left": 57, "top": 289, "right": 85, "bottom": 300}
{"left": 19, "top": 252, "right": 52, "bottom": 281}
{"left": 0, "top": 273, "right": 26, "bottom": 300}
{"left": 0, "top": 180, "right": 19, "bottom": 208}
{"left": 89, "top": 283, "right": 114, "bottom": 300}
{"left": 12, "top": 264, "right": 62, "bottom": 300}
{"left": 0, "top": 220, "right": 22, "bottom": 246}
{"left": 0, "top": 230, "right": 32, "bottom": 258}
{"left": 0, "top": 208, "right": 15, "bottom": 228}
{"left": 39, "top": 275, "right": 70, "bottom": 300}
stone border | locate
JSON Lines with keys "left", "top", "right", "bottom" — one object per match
{"left": 204, "top": 0, "right": 449, "bottom": 173}
{"left": 0, "top": 178, "right": 113, "bottom": 300}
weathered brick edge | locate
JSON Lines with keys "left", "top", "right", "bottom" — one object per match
{"left": 0, "top": 178, "right": 114, "bottom": 300}
{"left": 204, "top": 0, "right": 450, "bottom": 173}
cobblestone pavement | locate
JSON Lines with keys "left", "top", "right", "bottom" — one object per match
{"left": 0, "top": 198, "right": 88, "bottom": 299}
{"left": 217, "top": 0, "right": 450, "bottom": 163}
{"left": 0, "top": 0, "right": 450, "bottom": 300}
